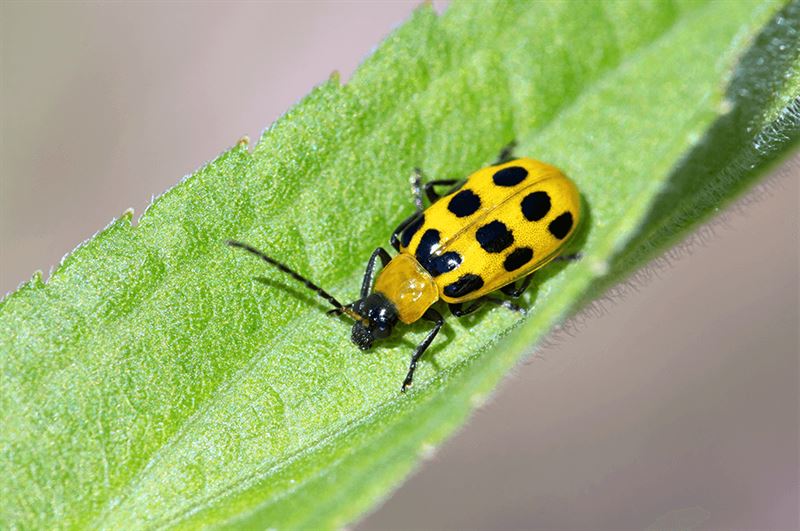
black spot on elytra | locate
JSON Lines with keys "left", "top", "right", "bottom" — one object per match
{"left": 548, "top": 212, "right": 574, "bottom": 240}
{"left": 428, "top": 251, "right": 463, "bottom": 276}
{"left": 493, "top": 166, "right": 528, "bottom": 186}
{"left": 476, "top": 220, "right": 514, "bottom": 253}
{"left": 504, "top": 247, "right": 534, "bottom": 272}
{"left": 415, "top": 228, "right": 462, "bottom": 276}
{"left": 521, "top": 191, "right": 551, "bottom": 221}
{"left": 443, "top": 273, "right": 484, "bottom": 298}
{"left": 448, "top": 189, "right": 481, "bottom": 217}
{"left": 400, "top": 214, "right": 424, "bottom": 248}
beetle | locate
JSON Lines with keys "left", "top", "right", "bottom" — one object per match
{"left": 227, "top": 145, "right": 581, "bottom": 391}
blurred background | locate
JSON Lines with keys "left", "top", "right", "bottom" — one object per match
{"left": 1, "top": 2, "right": 797, "bottom": 530}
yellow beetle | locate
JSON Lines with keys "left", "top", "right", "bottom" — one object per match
{"left": 228, "top": 145, "right": 581, "bottom": 391}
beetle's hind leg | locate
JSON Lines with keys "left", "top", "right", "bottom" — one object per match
{"left": 494, "top": 140, "right": 518, "bottom": 165}
{"left": 410, "top": 168, "right": 426, "bottom": 211}
{"left": 553, "top": 252, "right": 582, "bottom": 263}
{"left": 484, "top": 296, "right": 525, "bottom": 314}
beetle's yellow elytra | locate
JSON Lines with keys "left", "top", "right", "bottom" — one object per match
{"left": 396, "top": 158, "right": 580, "bottom": 305}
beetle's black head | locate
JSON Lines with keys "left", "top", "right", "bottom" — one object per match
{"left": 350, "top": 292, "right": 399, "bottom": 350}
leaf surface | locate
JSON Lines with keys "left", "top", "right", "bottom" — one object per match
{"left": 2, "top": 1, "right": 798, "bottom": 529}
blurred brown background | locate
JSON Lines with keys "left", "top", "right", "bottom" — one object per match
{"left": 1, "top": 2, "right": 797, "bottom": 530}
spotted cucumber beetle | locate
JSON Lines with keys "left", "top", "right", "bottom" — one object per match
{"left": 227, "top": 145, "right": 581, "bottom": 391}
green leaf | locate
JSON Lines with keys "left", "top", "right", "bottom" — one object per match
{"left": 2, "top": 1, "right": 798, "bottom": 529}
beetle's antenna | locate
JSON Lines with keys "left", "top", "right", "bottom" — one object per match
{"left": 226, "top": 240, "right": 349, "bottom": 313}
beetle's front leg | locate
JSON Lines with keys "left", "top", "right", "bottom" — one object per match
{"left": 401, "top": 308, "right": 444, "bottom": 391}
{"left": 359, "top": 247, "right": 392, "bottom": 298}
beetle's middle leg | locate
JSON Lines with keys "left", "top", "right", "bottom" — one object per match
{"left": 493, "top": 140, "right": 517, "bottom": 165}
{"left": 411, "top": 168, "right": 463, "bottom": 206}
{"left": 449, "top": 295, "right": 525, "bottom": 317}
{"left": 390, "top": 212, "right": 422, "bottom": 252}
{"left": 500, "top": 276, "right": 532, "bottom": 298}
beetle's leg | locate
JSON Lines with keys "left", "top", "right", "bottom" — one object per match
{"left": 493, "top": 140, "right": 517, "bottom": 165}
{"left": 552, "top": 252, "right": 582, "bottom": 263}
{"left": 410, "top": 168, "right": 425, "bottom": 211}
{"left": 448, "top": 301, "right": 483, "bottom": 317}
{"left": 393, "top": 169, "right": 466, "bottom": 252}
{"left": 360, "top": 247, "right": 392, "bottom": 298}
{"left": 423, "top": 179, "right": 462, "bottom": 203}
{"left": 389, "top": 169, "right": 427, "bottom": 252}
{"left": 484, "top": 296, "right": 525, "bottom": 314}
{"left": 402, "top": 308, "right": 444, "bottom": 391}
{"left": 413, "top": 166, "right": 464, "bottom": 204}
{"left": 500, "top": 275, "right": 532, "bottom": 298}
{"left": 497, "top": 253, "right": 580, "bottom": 300}
{"left": 390, "top": 212, "right": 422, "bottom": 252}
{"left": 391, "top": 170, "right": 462, "bottom": 251}
{"left": 452, "top": 296, "right": 525, "bottom": 316}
